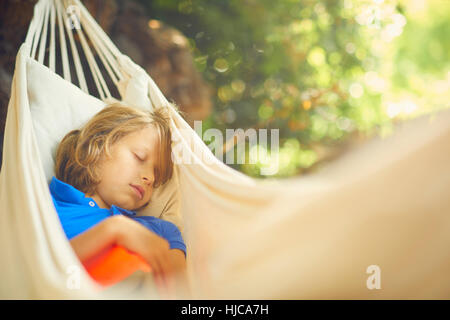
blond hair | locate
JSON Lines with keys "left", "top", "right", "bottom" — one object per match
{"left": 55, "top": 103, "right": 174, "bottom": 195}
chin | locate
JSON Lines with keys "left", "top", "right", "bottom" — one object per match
{"left": 113, "top": 200, "right": 133, "bottom": 211}
{"left": 123, "top": 202, "right": 137, "bottom": 211}
{"left": 133, "top": 201, "right": 149, "bottom": 211}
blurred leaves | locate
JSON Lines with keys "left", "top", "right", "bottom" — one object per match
{"left": 140, "top": 0, "right": 449, "bottom": 178}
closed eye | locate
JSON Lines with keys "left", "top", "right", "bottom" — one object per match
{"left": 134, "top": 153, "right": 144, "bottom": 161}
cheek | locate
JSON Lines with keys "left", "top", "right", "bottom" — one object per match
{"left": 103, "top": 152, "right": 135, "bottom": 177}
{"left": 96, "top": 160, "right": 132, "bottom": 194}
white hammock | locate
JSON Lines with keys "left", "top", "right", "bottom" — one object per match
{"left": 0, "top": 0, "right": 449, "bottom": 299}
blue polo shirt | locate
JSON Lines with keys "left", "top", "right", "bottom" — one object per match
{"left": 49, "top": 176, "right": 186, "bottom": 257}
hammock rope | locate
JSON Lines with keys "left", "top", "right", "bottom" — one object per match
{"left": 25, "top": 0, "right": 126, "bottom": 99}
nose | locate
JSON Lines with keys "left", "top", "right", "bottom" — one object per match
{"left": 142, "top": 172, "right": 155, "bottom": 187}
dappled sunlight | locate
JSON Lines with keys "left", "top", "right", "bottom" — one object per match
{"left": 129, "top": 0, "right": 448, "bottom": 178}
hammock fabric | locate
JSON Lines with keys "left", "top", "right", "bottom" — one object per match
{"left": 0, "top": 0, "right": 449, "bottom": 299}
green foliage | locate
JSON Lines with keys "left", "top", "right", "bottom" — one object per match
{"left": 140, "top": 0, "right": 449, "bottom": 178}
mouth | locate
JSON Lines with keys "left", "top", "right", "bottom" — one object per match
{"left": 130, "top": 184, "right": 144, "bottom": 200}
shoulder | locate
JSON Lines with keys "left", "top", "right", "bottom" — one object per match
{"left": 141, "top": 217, "right": 183, "bottom": 240}
{"left": 159, "top": 219, "right": 182, "bottom": 234}
{"left": 138, "top": 216, "right": 182, "bottom": 234}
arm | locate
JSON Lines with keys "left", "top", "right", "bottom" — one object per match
{"left": 69, "top": 215, "right": 182, "bottom": 281}
{"left": 70, "top": 215, "right": 171, "bottom": 269}
{"left": 169, "top": 249, "right": 186, "bottom": 272}
{"left": 168, "top": 249, "right": 190, "bottom": 298}
{"left": 69, "top": 216, "right": 120, "bottom": 262}
{"left": 69, "top": 215, "right": 188, "bottom": 296}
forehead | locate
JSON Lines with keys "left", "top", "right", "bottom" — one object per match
{"left": 120, "top": 125, "right": 160, "bottom": 149}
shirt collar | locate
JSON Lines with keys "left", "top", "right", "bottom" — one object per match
{"left": 110, "top": 205, "right": 136, "bottom": 217}
{"left": 49, "top": 176, "right": 136, "bottom": 216}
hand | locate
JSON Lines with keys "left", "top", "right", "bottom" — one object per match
{"left": 108, "top": 215, "right": 176, "bottom": 297}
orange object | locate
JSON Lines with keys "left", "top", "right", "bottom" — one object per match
{"left": 82, "top": 245, "right": 151, "bottom": 287}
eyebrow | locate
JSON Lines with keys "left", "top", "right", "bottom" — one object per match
{"left": 141, "top": 145, "right": 153, "bottom": 153}
{"left": 134, "top": 145, "right": 150, "bottom": 156}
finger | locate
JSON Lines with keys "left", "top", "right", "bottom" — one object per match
{"left": 159, "top": 253, "right": 176, "bottom": 299}
{"left": 157, "top": 257, "right": 171, "bottom": 296}
{"left": 147, "top": 255, "right": 165, "bottom": 295}
{"left": 152, "top": 255, "right": 170, "bottom": 298}
{"left": 154, "top": 273, "right": 168, "bottom": 299}
{"left": 152, "top": 270, "right": 167, "bottom": 298}
{"left": 158, "top": 251, "right": 178, "bottom": 299}
{"left": 165, "top": 254, "right": 177, "bottom": 299}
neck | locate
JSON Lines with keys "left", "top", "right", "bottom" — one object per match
{"left": 85, "top": 193, "right": 110, "bottom": 209}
